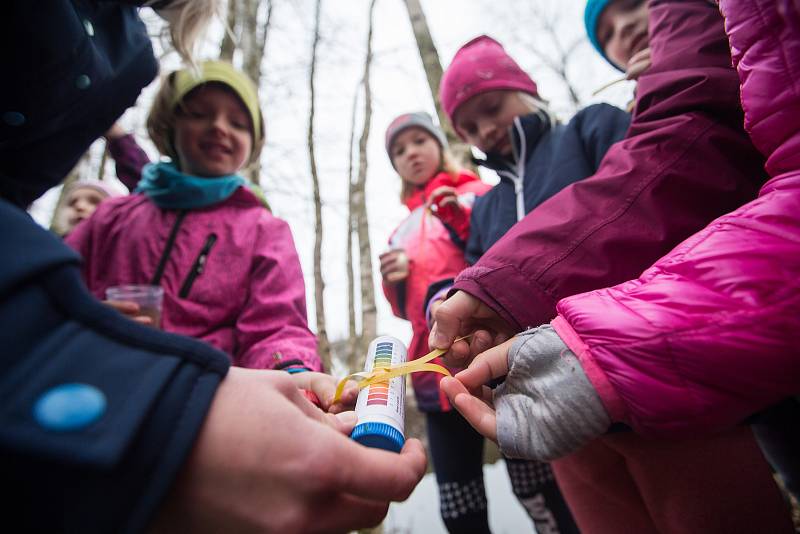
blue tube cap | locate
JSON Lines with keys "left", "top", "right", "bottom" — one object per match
{"left": 351, "top": 422, "right": 404, "bottom": 453}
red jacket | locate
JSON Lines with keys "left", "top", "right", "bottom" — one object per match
{"left": 552, "top": 0, "right": 800, "bottom": 436}
{"left": 383, "top": 171, "right": 489, "bottom": 411}
{"left": 453, "top": 0, "right": 766, "bottom": 330}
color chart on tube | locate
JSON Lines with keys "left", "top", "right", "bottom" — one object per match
{"left": 366, "top": 342, "right": 393, "bottom": 406}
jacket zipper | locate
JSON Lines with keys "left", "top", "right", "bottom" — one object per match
{"left": 179, "top": 233, "right": 218, "bottom": 298}
{"left": 150, "top": 210, "right": 188, "bottom": 285}
{"left": 497, "top": 117, "right": 528, "bottom": 222}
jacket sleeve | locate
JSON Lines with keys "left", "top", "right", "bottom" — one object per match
{"left": 1, "top": 201, "right": 229, "bottom": 534}
{"left": 234, "top": 215, "right": 322, "bottom": 372}
{"left": 382, "top": 278, "right": 408, "bottom": 320}
{"left": 551, "top": 0, "right": 800, "bottom": 437}
{"left": 553, "top": 180, "right": 800, "bottom": 437}
{"left": 107, "top": 133, "right": 151, "bottom": 191}
{"left": 577, "top": 103, "right": 631, "bottom": 170}
{"left": 453, "top": 0, "right": 765, "bottom": 330}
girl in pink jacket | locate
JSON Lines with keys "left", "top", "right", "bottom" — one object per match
{"left": 67, "top": 61, "right": 321, "bottom": 375}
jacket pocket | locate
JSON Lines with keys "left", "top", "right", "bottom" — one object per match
{"left": 179, "top": 233, "right": 218, "bottom": 299}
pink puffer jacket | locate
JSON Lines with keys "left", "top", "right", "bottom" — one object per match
{"left": 66, "top": 188, "right": 321, "bottom": 371}
{"left": 553, "top": 0, "right": 800, "bottom": 436}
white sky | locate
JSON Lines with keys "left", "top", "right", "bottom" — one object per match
{"left": 30, "top": 0, "right": 634, "bottom": 355}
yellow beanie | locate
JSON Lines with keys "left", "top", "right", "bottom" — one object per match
{"left": 172, "top": 61, "right": 262, "bottom": 142}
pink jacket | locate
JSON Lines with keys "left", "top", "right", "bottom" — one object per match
{"left": 553, "top": 0, "right": 800, "bottom": 437}
{"left": 383, "top": 172, "right": 490, "bottom": 411}
{"left": 66, "top": 188, "right": 321, "bottom": 371}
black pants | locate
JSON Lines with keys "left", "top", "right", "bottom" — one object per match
{"left": 426, "top": 410, "right": 579, "bottom": 534}
{"left": 752, "top": 397, "right": 800, "bottom": 501}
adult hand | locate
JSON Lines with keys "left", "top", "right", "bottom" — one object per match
{"left": 626, "top": 47, "right": 651, "bottom": 81}
{"left": 379, "top": 249, "right": 409, "bottom": 284}
{"left": 439, "top": 338, "right": 514, "bottom": 442}
{"left": 428, "top": 291, "right": 514, "bottom": 367}
{"left": 151, "top": 368, "right": 427, "bottom": 533}
{"left": 290, "top": 371, "right": 358, "bottom": 413}
{"left": 104, "top": 300, "right": 154, "bottom": 326}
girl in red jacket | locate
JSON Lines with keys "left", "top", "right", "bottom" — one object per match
{"left": 380, "top": 113, "right": 578, "bottom": 534}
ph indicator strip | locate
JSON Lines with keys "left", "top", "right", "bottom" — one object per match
{"left": 366, "top": 342, "right": 394, "bottom": 406}
{"left": 351, "top": 336, "right": 407, "bottom": 452}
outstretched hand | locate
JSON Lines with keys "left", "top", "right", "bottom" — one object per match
{"left": 439, "top": 338, "right": 514, "bottom": 442}
{"left": 428, "top": 290, "right": 515, "bottom": 367}
{"left": 151, "top": 367, "right": 426, "bottom": 533}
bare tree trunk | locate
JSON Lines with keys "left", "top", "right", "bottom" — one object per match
{"left": 353, "top": 0, "right": 378, "bottom": 359}
{"left": 403, "top": 0, "right": 474, "bottom": 169}
{"left": 241, "top": 0, "right": 273, "bottom": 183}
{"left": 97, "top": 141, "right": 109, "bottom": 181}
{"left": 219, "top": 0, "right": 239, "bottom": 62}
{"left": 346, "top": 87, "right": 359, "bottom": 369}
{"left": 307, "top": 0, "right": 331, "bottom": 369}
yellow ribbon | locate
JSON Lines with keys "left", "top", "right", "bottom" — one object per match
{"left": 333, "top": 336, "right": 469, "bottom": 404}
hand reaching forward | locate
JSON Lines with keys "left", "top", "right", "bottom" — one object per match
{"left": 428, "top": 290, "right": 515, "bottom": 368}
{"left": 441, "top": 326, "right": 611, "bottom": 462}
{"left": 151, "top": 367, "right": 427, "bottom": 533}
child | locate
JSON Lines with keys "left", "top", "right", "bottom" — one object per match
{"left": 430, "top": 35, "right": 632, "bottom": 533}
{"left": 66, "top": 61, "right": 322, "bottom": 376}
{"left": 380, "top": 112, "right": 502, "bottom": 533}
{"left": 585, "top": 0, "right": 651, "bottom": 80}
{"left": 433, "top": 0, "right": 795, "bottom": 532}
{"left": 54, "top": 179, "right": 125, "bottom": 236}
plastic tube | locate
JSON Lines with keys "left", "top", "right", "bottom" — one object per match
{"left": 350, "top": 335, "right": 407, "bottom": 452}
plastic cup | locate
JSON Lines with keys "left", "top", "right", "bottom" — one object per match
{"left": 105, "top": 285, "right": 164, "bottom": 328}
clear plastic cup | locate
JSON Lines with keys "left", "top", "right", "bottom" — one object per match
{"left": 105, "top": 285, "right": 164, "bottom": 328}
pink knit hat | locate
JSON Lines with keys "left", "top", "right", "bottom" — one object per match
{"left": 439, "top": 35, "right": 538, "bottom": 123}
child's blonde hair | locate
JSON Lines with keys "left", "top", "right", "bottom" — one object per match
{"left": 400, "top": 149, "right": 463, "bottom": 203}
{"left": 152, "top": 0, "right": 221, "bottom": 67}
{"left": 147, "top": 62, "right": 265, "bottom": 172}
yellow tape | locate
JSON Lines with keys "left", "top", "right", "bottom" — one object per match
{"left": 333, "top": 336, "right": 469, "bottom": 404}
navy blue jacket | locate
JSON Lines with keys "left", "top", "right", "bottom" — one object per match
{"left": 1, "top": 1, "right": 159, "bottom": 208}
{"left": 466, "top": 104, "right": 631, "bottom": 264}
{"left": 1, "top": 2, "right": 230, "bottom": 532}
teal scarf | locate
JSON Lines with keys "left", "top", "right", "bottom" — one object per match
{"left": 136, "top": 162, "right": 246, "bottom": 209}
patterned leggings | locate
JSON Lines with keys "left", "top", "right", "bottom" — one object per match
{"left": 426, "top": 410, "right": 578, "bottom": 534}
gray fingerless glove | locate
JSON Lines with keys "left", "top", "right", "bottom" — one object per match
{"left": 495, "top": 325, "right": 611, "bottom": 461}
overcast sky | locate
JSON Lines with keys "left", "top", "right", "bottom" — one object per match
{"left": 30, "top": 0, "right": 634, "bottom": 356}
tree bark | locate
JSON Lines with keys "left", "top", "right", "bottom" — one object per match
{"left": 402, "top": 0, "right": 474, "bottom": 169}
{"left": 307, "top": 0, "right": 331, "bottom": 369}
{"left": 244, "top": 0, "right": 273, "bottom": 183}
{"left": 346, "top": 86, "right": 359, "bottom": 368}
{"left": 219, "top": 0, "right": 238, "bottom": 62}
{"left": 353, "top": 0, "right": 378, "bottom": 359}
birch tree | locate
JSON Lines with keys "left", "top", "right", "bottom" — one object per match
{"left": 307, "top": 0, "right": 331, "bottom": 369}
{"left": 346, "top": 0, "right": 379, "bottom": 363}
{"left": 403, "top": 0, "right": 474, "bottom": 168}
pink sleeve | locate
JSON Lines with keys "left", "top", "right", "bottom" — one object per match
{"left": 234, "top": 216, "right": 322, "bottom": 372}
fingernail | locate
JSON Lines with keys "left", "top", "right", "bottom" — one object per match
{"left": 335, "top": 411, "right": 358, "bottom": 425}
{"left": 432, "top": 331, "right": 447, "bottom": 349}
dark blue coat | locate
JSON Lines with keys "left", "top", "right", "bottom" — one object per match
{"left": 1, "top": 2, "right": 230, "bottom": 532}
{"left": 465, "top": 104, "right": 631, "bottom": 264}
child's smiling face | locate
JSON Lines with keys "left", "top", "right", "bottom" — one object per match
{"left": 452, "top": 90, "right": 536, "bottom": 157}
{"left": 174, "top": 84, "right": 253, "bottom": 177}
{"left": 596, "top": 0, "right": 650, "bottom": 71}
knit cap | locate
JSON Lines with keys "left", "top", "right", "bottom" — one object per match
{"left": 439, "top": 35, "right": 538, "bottom": 123}
{"left": 385, "top": 112, "right": 448, "bottom": 162}
{"left": 584, "top": 0, "right": 623, "bottom": 70}
{"left": 64, "top": 178, "right": 126, "bottom": 199}
{"left": 172, "top": 61, "right": 263, "bottom": 143}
